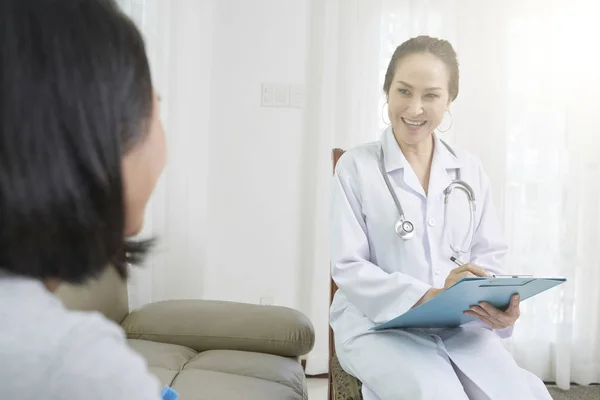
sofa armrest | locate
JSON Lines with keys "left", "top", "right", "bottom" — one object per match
{"left": 121, "top": 299, "right": 315, "bottom": 358}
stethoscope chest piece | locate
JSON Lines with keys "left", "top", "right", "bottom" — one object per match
{"left": 395, "top": 219, "right": 414, "bottom": 240}
{"left": 380, "top": 140, "right": 476, "bottom": 250}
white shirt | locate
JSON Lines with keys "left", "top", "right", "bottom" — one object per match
{"left": 330, "top": 128, "right": 510, "bottom": 343}
{"left": 0, "top": 271, "right": 161, "bottom": 400}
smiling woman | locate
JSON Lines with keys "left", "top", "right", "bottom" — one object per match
{"left": 329, "top": 35, "right": 553, "bottom": 400}
{"left": 308, "top": 0, "right": 600, "bottom": 390}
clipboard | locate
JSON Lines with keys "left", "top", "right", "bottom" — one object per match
{"left": 371, "top": 276, "right": 567, "bottom": 331}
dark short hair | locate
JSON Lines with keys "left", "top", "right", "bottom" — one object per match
{"left": 383, "top": 35, "right": 460, "bottom": 102}
{"left": 0, "top": 0, "right": 154, "bottom": 283}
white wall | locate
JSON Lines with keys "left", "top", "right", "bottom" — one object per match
{"left": 128, "top": 0, "right": 216, "bottom": 305}
{"left": 139, "top": 0, "right": 311, "bottom": 310}
{"left": 161, "top": 0, "right": 215, "bottom": 301}
{"left": 204, "top": 0, "right": 310, "bottom": 309}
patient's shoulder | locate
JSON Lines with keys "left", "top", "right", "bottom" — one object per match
{"left": 0, "top": 276, "right": 161, "bottom": 400}
{"left": 52, "top": 311, "right": 161, "bottom": 400}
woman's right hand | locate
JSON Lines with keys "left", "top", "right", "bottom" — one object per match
{"left": 413, "top": 263, "right": 490, "bottom": 308}
{"left": 444, "top": 263, "right": 489, "bottom": 289}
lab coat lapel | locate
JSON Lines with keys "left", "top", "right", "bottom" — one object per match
{"left": 381, "top": 128, "right": 426, "bottom": 197}
{"left": 427, "top": 135, "right": 460, "bottom": 198}
{"left": 403, "top": 164, "right": 427, "bottom": 198}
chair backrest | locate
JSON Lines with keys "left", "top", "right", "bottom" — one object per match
{"left": 328, "top": 148, "right": 345, "bottom": 400}
{"left": 330, "top": 148, "right": 345, "bottom": 304}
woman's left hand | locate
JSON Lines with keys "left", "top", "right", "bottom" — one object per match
{"left": 464, "top": 294, "right": 520, "bottom": 329}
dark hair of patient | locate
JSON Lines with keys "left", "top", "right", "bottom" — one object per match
{"left": 0, "top": 0, "right": 153, "bottom": 283}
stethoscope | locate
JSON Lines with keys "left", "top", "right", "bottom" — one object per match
{"left": 378, "top": 142, "right": 477, "bottom": 256}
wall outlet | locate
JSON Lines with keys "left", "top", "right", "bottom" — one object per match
{"left": 289, "top": 84, "right": 305, "bottom": 108}
{"left": 261, "top": 83, "right": 275, "bottom": 107}
{"left": 261, "top": 83, "right": 304, "bottom": 108}
{"left": 274, "top": 84, "right": 290, "bottom": 107}
{"left": 260, "top": 296, "right": 274, "bottom": 306}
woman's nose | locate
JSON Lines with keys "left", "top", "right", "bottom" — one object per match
{"left": 406, "top": 99, "right": 424, "bottom": 116}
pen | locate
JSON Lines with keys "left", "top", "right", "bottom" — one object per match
{"left": 451, "top": 256, "right": 533, "bottom": 278}
{"left": 450, "top": 256, "right": 463, "bottom": 266}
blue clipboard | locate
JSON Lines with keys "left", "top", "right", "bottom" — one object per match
{"left": 371, "top": 276, "right": 566, "bottom": 331}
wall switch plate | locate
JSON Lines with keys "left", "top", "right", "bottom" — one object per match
{"left": 274, "top": 84, "right": 290, "bottom": 107}
{"left": 289, "top": 84, "right": 305, "bottom": 108}
{"left": 261, "top": 83, "right": 275, "bottom": 107}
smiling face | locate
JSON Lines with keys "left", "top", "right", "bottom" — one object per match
{"left": 387, "top": 52, "right": 452, "bottom": 146}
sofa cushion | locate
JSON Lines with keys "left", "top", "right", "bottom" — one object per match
{"left": 182, "top": 349, "right": 306, "bottom": 396}
{"left": 129, "top": 339, "right": 307, "bottom": 400}
{"left": 127, "top": 339, "right": 197, "bottom": 387}
{"left": 171, "top": 369, "right": 305, "bottom": 400}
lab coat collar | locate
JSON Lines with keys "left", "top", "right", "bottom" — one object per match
{"left": 380, "top": 126, "right": 407, "bottom": 172}
{"left": 380, "top": 127, "right": 460, "bottom": 198}
{"left": 432, "top": 134, "right": 460, "bottom": 171}
{"left": 428, "top": 135, "right": 461, "bottom": 198}
{"left": 380, "top": 127, "right": 460, "bottom": 172}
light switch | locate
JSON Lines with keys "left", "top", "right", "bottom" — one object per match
{"left": 261, "top": 83, "right": 275, "bottom": 107}
{"left": 274, "top": 84, "right": 290, "bottom": 107}
{"left": 290, "top": 84, "right": 305, "bottom": 108}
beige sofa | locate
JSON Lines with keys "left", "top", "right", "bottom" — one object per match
{"left": 56, "top": 267, "right": 315, "bottom": 400}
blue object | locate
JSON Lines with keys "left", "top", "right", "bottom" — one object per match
{"left": 372, "top": 276, "right": 567, "bottom": 330}
{"left": 161, "top": 386, "right": 180, "bottom": 400}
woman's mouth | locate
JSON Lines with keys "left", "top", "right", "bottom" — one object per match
{"left": 401, "top": 117, "right": 427, "bottom": 128}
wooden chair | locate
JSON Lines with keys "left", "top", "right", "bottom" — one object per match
{"left": 329, "top": 149, "right": 364, "bottom": 400}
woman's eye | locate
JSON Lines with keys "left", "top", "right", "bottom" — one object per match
{"left": 425, "top": 93, "right": 439, "bottom": 99}
{"left": 398, "top": 89, "right": 410, "bottom": 95}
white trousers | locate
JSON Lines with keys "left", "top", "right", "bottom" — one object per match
{"left": 362, "top": 362, "right": 490, "bottom": 400}
{"left": 336, "top": 326, "right": 551, "bottom": 400}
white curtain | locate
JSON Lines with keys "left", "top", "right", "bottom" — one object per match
{"left": 116, "top": 0, "right": 171, "bottom": 310}
{"left": 302, "top": 0, "right": 388, "bottom": 375}
{"left": 305, "top": 0, "right": 600, "bottom": 387}
{"left": 117, "top": 0, "right": 214, "bottom": 310}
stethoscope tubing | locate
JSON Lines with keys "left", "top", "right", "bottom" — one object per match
{"left": 378, "top": 143, "right": 476, "bottom": 254}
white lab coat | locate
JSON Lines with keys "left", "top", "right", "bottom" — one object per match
{"left": 330, "top": 128, "right": 551, "bottom": 400}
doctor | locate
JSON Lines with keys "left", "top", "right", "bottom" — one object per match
{"left": 330, "top": 36, "right": 551, "bottom": 400}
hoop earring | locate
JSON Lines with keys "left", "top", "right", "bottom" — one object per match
{"left": 437, "top": 110, "right": 453, "bottom": 133}
{"left": 381, "top": 102, "right": 390, "bottom": 125}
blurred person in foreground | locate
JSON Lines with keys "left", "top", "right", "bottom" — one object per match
{"left": 0, "top": 1, "right": 167, "bottom": 399}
